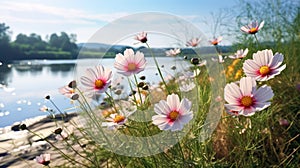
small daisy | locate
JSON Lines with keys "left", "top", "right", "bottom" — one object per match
{"left": 102, "top": 109, "right": 134, "bottom": 130}
{"left": 241, "top": 21, "right": 264, "bottom": 34}
{"left": 134, "top": 31, "right": 147, "bottom": 43}
{"left": 152, "top": 94, "right": 193, "bottom": 131}
{"left": 39, "top": 105, "right": 49, "bottom": 112}
{"left": 229, "top": 48, "right": 249, "bottom": 59}
{"left": 165, "top": 48, "right": 181, "bottom": 57}
{"left": 35, "top": 153, "right": 51, "bottom": 166}
{"left": 80, "top": 65, "right": 112, "bottom": 93}
{"left": 224, "top": 77, "right": 274, "bottom": 116}
{"left": 179, "top": 82, "right": 196, "bottom": 92}
{"left": 129, "top": 89, "right": 148, "bottom": 105}
{"left": 186, "top": 37, "right": 201, "bottom": 47}
{"left": 243, "top": 49, "right": 286, "bottom": 81}
{"left": 114, "top": 48, "right": 147, "bottom": 76}
{"left": 59, "top": 85, "right": 76, "bottom": 98}
{"left": 209, "top": 36, "right": 223, "bottom": 45}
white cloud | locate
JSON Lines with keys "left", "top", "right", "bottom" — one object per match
{"left": 0, "top": 1, "right": 130, "bottom": 24}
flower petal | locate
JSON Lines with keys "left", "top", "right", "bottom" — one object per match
{"left": 224, "top": 82, "right": 242, "bottom": 103}
{"left": 167, "top": 94, "right": 180, "bottom": 111}
{"left": 178, "top": 98, "right": 192, "bottom": 114}
{"left": 154, "top": 100, "right": 170, "bottom": 115}
{"left": 253, "top": 85, "right": 274, "bottom": 102}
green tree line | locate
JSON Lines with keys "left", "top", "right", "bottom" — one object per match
{"left": 0, "top": 23, "right": 78, "bottom": 63}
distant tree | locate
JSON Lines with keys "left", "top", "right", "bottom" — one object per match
{"left": 15, "top": 33, "right": 47, "bottom": 50}
{"left": 49, "top": 33, "right": 60, "bottom": 49}
{"left": 49, "top": 32, "right": 78, "bottom": 52}
{"left": 0, "top": 23, "right": 11, "bottom": 62}
{"left": 15, "top": 34, "right": 28, "bottom": 44}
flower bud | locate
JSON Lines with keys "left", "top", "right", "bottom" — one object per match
{"left": 191, "top": 58, "right": 199, "bottom": 65}
{"left": 54, "top": 128, "right": 63, "bottom": 134}
{"left": 68, "top": 80, "right": 77, "bottom": 89}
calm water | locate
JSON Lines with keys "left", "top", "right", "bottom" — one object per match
{"left": 0, "top": 57, "right": 190, "bottom": 127}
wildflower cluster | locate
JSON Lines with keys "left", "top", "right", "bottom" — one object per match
{"left": 25, "top": 19, "right": 293, "bottom": 168}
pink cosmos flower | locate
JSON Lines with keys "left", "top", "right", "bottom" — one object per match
{"left": 166, "top": 48, "right": 181, "bottom": 57}
{"left": 102, "top": 113, "right": 127, "bottom": 130}
{"left": 152, "top": 94, "right": 193, "bottom": 131}
{"left": 209, "top": 36, "right": 223, "bottom": 45}
{"left": 59, "top": 85, "right": 76, "bottom": 98}
{"left": 179, "top": 82, "right": 196, "bottom": 92}
{"left": 278, "top": 118, "right": 289, "bottom": 127}
{"left": 243, "top": 49, "right": 286, "bottom": 81}
{"left": 80, "top": 65, "right": 112, "bottom": 93}
{"left": 134, "top": 31, "right": 147, "bottom": 43}
{"left": 35, "top": 153, "right": 51, "bottom": 166}
{"left": 39, "top": 105, "right": 49, "bottom": 112}
{"left": 114, "top": 48, "right": 147, "bottom": 76}
{"left": 224, "top": 77, "right": 274, "bottom": 116}
{"left": 241, "top": 21, "right": 264, "bottom": 34}
{"left": 229, "top": 48, "right": 249, "bottom": 59}
{"left": 186, "top": 37, "right": 201, "bottom": 47}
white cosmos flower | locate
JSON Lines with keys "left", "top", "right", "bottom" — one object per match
{"left": 179, "top": 82, "right": 196, "bottom": 92}
{"left": 229, "top": 48, "right": 249, "bottom": 59}
{"left": 209, "top": 36, "right": 223, "bottom": 45}
{"left": 134, "top": 31, "right": 147, "bottom": 43}
{"left": 80, "top": 65, "right": 112, "bottom": 93}
{"left": 102, "top": 109, "right": 135, "bottom": 130}
{"left": 35, "top": 153, "right": 51, "bottom": 166}
{"left": 166, "top": 48, "right": 181, "bottom": 57}
{"left": 152, "top": 94, "right": 193, "bottom": 131}
{"left": 241, "top": 21, "right": 264, "bottom": 34}
{"left": 186, "top": 37, "right": 201, "bottom": 47}
{"left": 243, "top": 49, "right": 286, "bottom": 81}
{"left": 114, "top": 49, "right": 147, "bottom": 76}
{"left": 224, "top": 77, "right": 274, "bottom": 116}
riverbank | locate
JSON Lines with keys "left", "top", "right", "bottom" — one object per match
{"left": 0, "top": 113, "right": 85, "bottom": 167}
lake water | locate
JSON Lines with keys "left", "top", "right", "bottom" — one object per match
{"left": 0, "top": 57, "right": 190, "bottom": 128}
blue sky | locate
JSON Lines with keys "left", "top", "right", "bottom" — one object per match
{"left": 0, "top": 0, "right": 238, "bottom": 44}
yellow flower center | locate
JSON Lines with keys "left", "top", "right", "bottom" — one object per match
{"left": 211, "top": 41, "right": 218, "bottom": 45}
{"left": 169, "top": 111, "right": 179, "bottom": 121}
{"left": 249, "top": 28, "right": 258, "bottom": 34}
{"left": 113, "top": 115, "right": 125, "bottom": 123}
{"left": 69, "top": 89, "right": 75, "bottom": 94}
{"left": 95, "top": 79, "right": 104, "bottom": 89}
{"left": 240, "top": 96, "right": 253, "bottom": 107}
{"left": 127, "top": 63, "right": 137, "bottom": 71}
{"left": 259, "top": 66, "right": 270, "bottom": 76}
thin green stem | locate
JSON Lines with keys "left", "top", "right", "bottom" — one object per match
{"left": 176, "top": 133, "right": 185, "bottom": 163}
{"left": 146, "top": 42, "right": 170, "bottom": 94}
{"left": 60, "top": 133, "right": 94, "bottom": 164}
{"left": 48, "top": 99, "right": 66, "bottom": 119}
{"left": 253, "top": 34, "right": 260, "bottom": 48}
{"left": 76, "top": 88, "right": 123, "bottom": 168}
{"left": 27, "top": 129, "right": 90, "bottom": 167}
{"left": 214, "top": 45, "right": 222, "bottom": 55}
{"left": 127, "top": 77, "right": 138, "bottom": 106}
{"left": 105, "top": 91, "right": 118, "bottom": 112}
